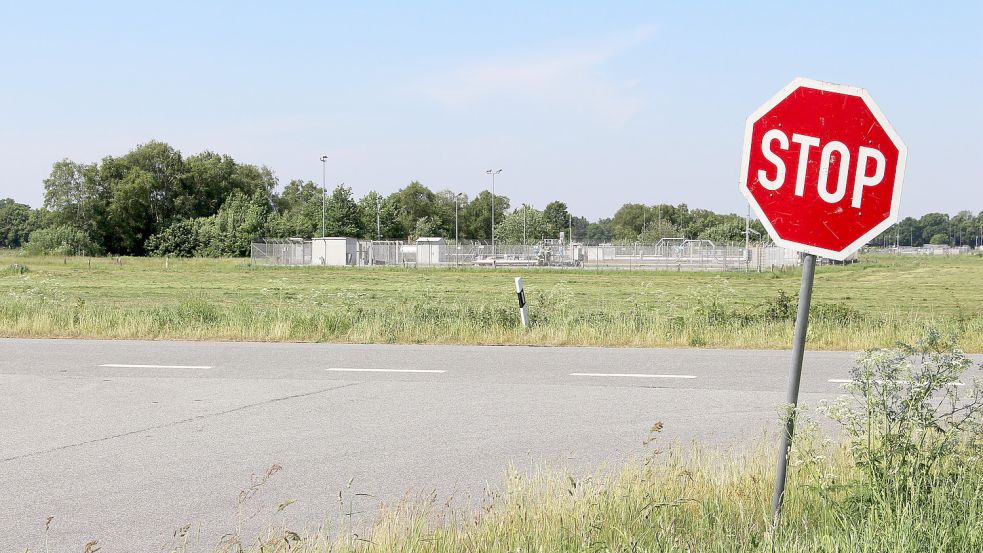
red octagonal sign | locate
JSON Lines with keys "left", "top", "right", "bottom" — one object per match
{"left": 740, "top": 78, "right": 907, "bottom": 260}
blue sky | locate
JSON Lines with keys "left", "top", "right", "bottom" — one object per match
{"left": 1, "top": 1, "right": 980, "bottom": 220}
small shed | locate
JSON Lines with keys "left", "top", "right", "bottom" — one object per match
{"left": 311, "top": 237, "right": 357, "bottom": 266}
{"left": 415, "top": 237, "right": 446, "bottom": 266}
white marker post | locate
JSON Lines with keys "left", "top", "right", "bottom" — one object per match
{"left": 514, "top": 277, "right": 530, "bottom": 328}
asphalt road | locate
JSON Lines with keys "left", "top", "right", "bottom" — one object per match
{"left": 0, "top": 338, "right": 936, "bottom": 551}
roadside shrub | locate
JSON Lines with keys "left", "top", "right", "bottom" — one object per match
{"left": 812, "top": 301, "right": 866, "bottom": 325}
{"left": 761, "top": 289, "right": 797, "bottom": 322}
{"left": 824, "top": 328, "right": 983, "bottom": 514}
{"left": 23, "top": 225, "right": 101, "bottom": 256}
{"left": 2, "top": 263, "right": 29, "bottom": 275}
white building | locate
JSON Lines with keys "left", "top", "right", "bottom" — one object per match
{"left": 311, "top": 237, "right": 358, "bottom": 266}
{"left": 415, "top": 237, "right": 447, "bottom": 266}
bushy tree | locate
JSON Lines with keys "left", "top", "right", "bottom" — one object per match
{"left": 42, "top": 159, "right": 107, "bottom": 244}
{"left": 462, "top": 190, "right": 509, "bottom": 240}
{"left": 357, "top": 191, "right": 401, "bottom": 240}
{"left": 269, "top": 179, "right": 322, "bottom": 238}
{"left": 586, "top": 219, "right": 613, "bottom": 242}
{"left": 324, "top": 184, "right": 363, "bottom": 237}
{"left": 180, "top": 152, "right": 274, "bottom": 218}
{"left": 24, "top": 225, "right": 101, "bottom": 256}
{"left": 611, "top": 203, "right": 649, "bottom": 240}
{"left": 119, "top": 141, "right": 186, "bottom": 228}
{"left": 0, "top": 199, "right": 42, "bottom": 248}
{"left": 542, "top": 201, "right": 570, "bottom": 238}
{"left": 198, "top": 190, "right": 271, "bottom": 256}
{"left": 411, "top": 216, "right": 442, "bottom": 240}
{"left": 496, "top": 205, "right": 550, "bottom": 244}
{"left": 106, "top": 168, "right": 155, "bottom": 255}
{"left": 393, "top": 181, "right": 439, "bottom": 238}
{"left": 145, "top": 219, "right": 202, "bottom": 257}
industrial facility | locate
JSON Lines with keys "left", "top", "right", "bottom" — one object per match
{"left": 251, "top": 236, "right": 803, "bottom": 271}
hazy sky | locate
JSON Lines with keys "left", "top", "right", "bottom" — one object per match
{"left": 1, "top": 1, "right": 980, "bottom": 220}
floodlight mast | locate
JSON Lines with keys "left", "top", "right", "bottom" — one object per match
{"left": 486, "top": 169, "right": 502, "bottom": 259}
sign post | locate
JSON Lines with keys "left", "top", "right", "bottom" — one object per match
{"left": 770, "top": 252, "right": 815, "bottom": 516}
{"left": 739, "top": 77, "right": 906, "bottom": 519}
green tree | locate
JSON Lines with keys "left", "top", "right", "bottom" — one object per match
{"left": 0, "top": 199, "right": 42, "bottom": 248}
{"left": 24, "top": 225, "right": 101, "bottom": 256}
{"left": 183, "top": 190, "right": 273, "bottom": 257}
{"left": 324, "top": 184, "right": 363, "bottom": 237}
{"left": 357, "top": 191, "right": 401, "bottom": 239}
{"left": 496, "top": 205, "right": 550, "bottom": 244}
{"left": 106, "top": 168, "right": 155, "bottom": 254}
{"left": 919, "top": 213, "right": 951, "bottom": 246}
{"left": 411, "top": 216, "right": 442, "bottom": 240}
{"left": 697, "top": 219, "right": 745, "bottom": 243}
{"left": 462, "top": 190, "right": 509, "bottom": 240}
{"left": 180, "top": 153, "right": 275, "bottom": 219}
{"left": 181, "top": 151, "right": 240, "bottom": 217}
{"left": 542, "top": 201, "right": 570, "bottom": 238}
{"left": 119, "top": 141, "right": 186, "bottom": 228}
{"left": 950, "top": 210, "right": 976, "bottom": 246}
{"left": 145, "top": 219, "right": 202, "bottom": 257}
{"left": 639, "top": 220, "right": 681, "bottom": 242}
{"left": 269, "top": 179, "right": 322, "bottom": 238}
{"left": 393, "top": 182, "right": 438, "bottom": 237}
{"left": 586, "top": 218, "right": 614, "bottom": 242}
{"left": 571, "top": 215, "right": 589, "bottom": 242}
{"left": 42, "top": 159, "right": 107, "bottom": 243}
{"left": 611, "top": 203, "right": 649, "bottom": 240}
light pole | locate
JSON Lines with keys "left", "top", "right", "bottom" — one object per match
{"left": 376, "top": 195, "right": 381, "bottom": 240}
{"left": 319, "top": 155, "right": 328, "bottom": 237}
{"left": 486, "top": 169, "right": 502, "bottom": 258}
{"left": 455, "top": 193, "right": 464, "bottom": 244}
{"left": 523, "top": 205, "right": 527, "bottom": 246}
{"left": 455, "top": 193, "right": 464, "bottom": 266}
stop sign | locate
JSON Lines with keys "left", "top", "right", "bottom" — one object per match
{"left": 739, "top": 78, "right": 907, "bottom": 260}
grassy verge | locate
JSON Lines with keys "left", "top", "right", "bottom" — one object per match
{"left": 1, "top": 252, "right": 982, "bottom": 350}
{"left": 201, "top": 434, "right": 980, "bottom": 553}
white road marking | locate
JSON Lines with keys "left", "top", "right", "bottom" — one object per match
{"left": 326, "top": 368, "right": 446, "bottom": 374}
{"left": 829, "top": 378, "right": 964, "bottom": 387}
{"left": 570, "top": 373, "right": 696, "bottom": 379}
{"left": 100, "top": 364, "right": 213, "bottom": 369}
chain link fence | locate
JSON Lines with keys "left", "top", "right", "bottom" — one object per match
{"left": 252, "top": 237, "right": 803, "bottom": 271}
{"left": 250, "top": 239, "right": 311, "bottom": 266}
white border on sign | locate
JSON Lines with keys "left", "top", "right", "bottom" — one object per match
{"left": 738, "top": 77, "right": 908, "bottom": 261}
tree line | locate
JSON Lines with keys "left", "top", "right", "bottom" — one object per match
{"left": 0, "top": 141, "right": 979, "bottom": 256}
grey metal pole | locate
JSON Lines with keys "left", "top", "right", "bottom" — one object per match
{"left": 319, "top": 155, "right": 328, "bottom": 238}
{"left": 745, "top": 204, "right": 751, "bottom": 273}
{"left": 374, "top": 196, "right": 380, "bottom": 240}
{"left": 771, "top": 253, "right": 817, "bottom": 520}
{"left": 523, "top": 206, "right": 526, "bottom": 246}
{"left": 491, "top": 172, "right": 496, "bottom": 259}
{"left": 486, "top": 169, "right": 501, "bottom": 260}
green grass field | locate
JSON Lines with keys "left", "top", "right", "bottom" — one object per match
{"left": 1, "top": 252, "right": 982, "bottom": 350}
